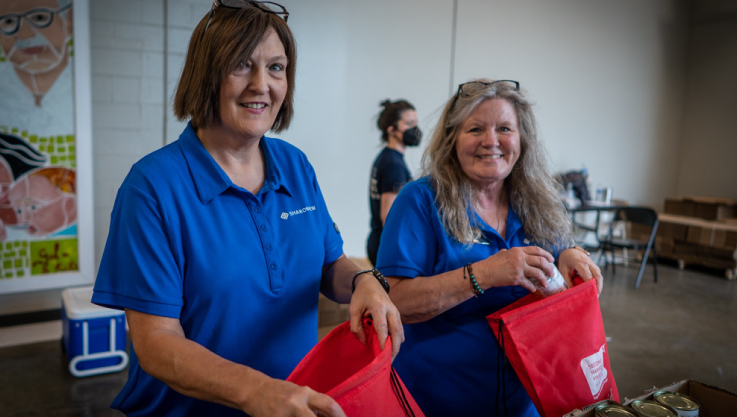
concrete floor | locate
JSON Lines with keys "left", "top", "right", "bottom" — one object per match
{"left": 0, "top": 261, "right": 735, "bottom": 416}
{"left": 600, "top": 260, "right": 737, "bottom": 399}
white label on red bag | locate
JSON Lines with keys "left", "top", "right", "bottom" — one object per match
{"left": 580, "top": 344, "right": 608, "bottom": 398}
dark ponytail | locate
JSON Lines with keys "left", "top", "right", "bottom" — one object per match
{"left": 377, "top": 99, "right": 415, "bottom": 142}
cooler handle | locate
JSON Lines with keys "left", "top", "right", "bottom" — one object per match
{"left": 69, "top": 318, "right": 129, "bottom": 377}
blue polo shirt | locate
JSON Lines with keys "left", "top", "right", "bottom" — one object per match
{"left": 92, "top": 123, "right": 343, "bottom": 417}
{"left": 376, "top": 177, "right": 540, "bottom": 417}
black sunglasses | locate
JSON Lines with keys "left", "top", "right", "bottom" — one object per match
{"left": 449, "top": 80, "right": 520, "bottom": 111}
{"left": 203, "top": 0, "right": 289, "bottom": 34}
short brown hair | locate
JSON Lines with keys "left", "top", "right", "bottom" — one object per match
{"left": 173, "top": 5, "right": 296, "bottom": 132}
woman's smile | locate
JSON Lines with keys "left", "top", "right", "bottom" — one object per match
{"left": 455, "top": 98, "right": 520, "bottom": 187}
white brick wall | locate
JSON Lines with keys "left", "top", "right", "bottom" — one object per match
{"left": 91, "top": 0, "right": 203, "bottom": 268}
{"left": 92, "top": 0, "right": 165, "bottom": 267}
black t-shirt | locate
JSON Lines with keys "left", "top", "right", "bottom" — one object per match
{"left": 367, "top": 147, "right": 412, "bottom": 262}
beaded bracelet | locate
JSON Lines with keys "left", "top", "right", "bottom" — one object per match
{"left": 463, "top": 262, "right": 484, "bottom": 297}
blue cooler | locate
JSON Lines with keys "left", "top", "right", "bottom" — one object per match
{"left": 62, "top": 286, "right": 129, "bottom": 377}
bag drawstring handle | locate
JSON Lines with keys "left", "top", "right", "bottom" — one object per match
{"left": 496, "top": 320, "right": 509, "bottom": 417}
{"left": 390, "top": 367, "right": 416, "bottom": 417}
{"left": 368, "top": 317, "right": 416, "bottom": 417}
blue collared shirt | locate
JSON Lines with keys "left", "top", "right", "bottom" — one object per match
{"left": 93, "top": 123, "right": 343, "bottom": 416}
{"left": 376, "top": 177, "right": 540, "bottom": 417}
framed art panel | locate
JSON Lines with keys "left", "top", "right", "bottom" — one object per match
{"left": 0, "top": 0, "right": 94, "bottom": 294}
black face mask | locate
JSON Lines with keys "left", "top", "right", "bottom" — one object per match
{"left": 401, "top": 126, "right": 422, "bottom": 147}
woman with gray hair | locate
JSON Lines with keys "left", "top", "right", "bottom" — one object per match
{"left": 375, "top": 79, "right": 603, "bottom": 416}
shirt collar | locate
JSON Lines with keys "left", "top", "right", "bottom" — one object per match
{"left": 472, "top": 201, "right": 523, "bottom": 241}
{"left": 260, "top": 134, "right": 292, "bottom": 197}
{"left": 179, "top": 123, "right": 292, "bottom": 204}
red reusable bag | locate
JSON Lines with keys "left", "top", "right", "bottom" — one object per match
{"left": 287, "top": 319, "right": 424, "bottom": 417}
{"left": 486, "top": 279, "right": 618, "bottom": 417}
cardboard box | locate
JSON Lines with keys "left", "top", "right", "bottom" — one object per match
{"left": 62, "top": 286, "right": 129, "bottom": 377}
{"left": 686, "top": 226, "right": 736, "bottom": 249}
{"left": 685, "top": 196, "right": 737, "bottom": 206}
{"left": 629, "top": 222, "right": 687, "bottom": 243}
{"left": 664, "top": 198, "right": 696, "bottom": 217}
{"left": 318, "top": 258, "right": 374, "bottom": 327}
{"left": 673, "top": 242, "right": 736, "bottom": 263}
{"left": 629, "top": 223, "right": 652, "bottom": 242}
{"left": 655, "top": 237, "right": 675, "bottom": 255}
{"left": 660, "top": 214, "right": 737, "bottom": 251}
{"left": 658, "top": 222, "right": 689, "bottom": 241}
{"left": 664, "top": 197, "right": 737, "bottom": 221}
{"left": 684, "top": 196, "right": 737, "bottom": 221}
{"left": 565, "top": 379, "right": 737, "bottom": 417}
{"left": 318, "top": 294, "right": 350, "bottom": 327}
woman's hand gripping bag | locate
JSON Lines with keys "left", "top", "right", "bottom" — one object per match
{"left": 287, "top": 319, "right": 424, "bottom": 417}
{"left": 486, "top": 279, "right": 619, "bottom": 417}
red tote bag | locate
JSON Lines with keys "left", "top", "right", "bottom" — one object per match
{"left": 486, "top": 279, "right": 618, "bottom": 417}
{"left": 287, "top": 319, "right": 424, "bottom": 417}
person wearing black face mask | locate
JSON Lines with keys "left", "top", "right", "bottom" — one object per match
{"left": 367, "top": 99, "right": 422, "bottom": 266}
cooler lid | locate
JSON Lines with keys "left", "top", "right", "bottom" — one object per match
{"left": 62, "top": 286, "right": 125, "bottom": 320}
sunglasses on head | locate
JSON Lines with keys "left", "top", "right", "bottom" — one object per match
{"left": 449, "top": 80, "right": 520, "bottom": 111}
{"left": 203, "top": 0, "right": 289, "bottom": 34}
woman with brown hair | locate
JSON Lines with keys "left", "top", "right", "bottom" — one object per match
{"left": 376, "top": 79, "right": 603, "bottom": 416}
{"left": 92, "top": 2, "right": 402, "bottom": 416}
{"left": 366, "top": 99, "right": 421, "bottom": 266}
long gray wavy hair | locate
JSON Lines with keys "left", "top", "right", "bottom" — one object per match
{"left": 422, "top": 79, "right": 572, "bottom": 252}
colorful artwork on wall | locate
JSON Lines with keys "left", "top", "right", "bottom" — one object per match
{"left": 0, "top": 0, "right": 93, "bottom": 293}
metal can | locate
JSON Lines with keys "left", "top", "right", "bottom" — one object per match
{"left": 630, "top": 400, "right": 678, "bottom": 417}
{"left": 531, "top": 264, "right": 569, "bottom": 297}
{"left": 595, "top": 402, "right": 639, "bottom": 417}
{"left": 653, "top": 391, "right": 700, "bottom": 417}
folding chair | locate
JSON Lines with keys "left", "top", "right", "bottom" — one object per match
{"left": 600, "top": 207, "right": 659, "bottom": 289}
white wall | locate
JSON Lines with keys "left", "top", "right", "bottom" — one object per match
{"left": 122, "top": 0, "right": 691, "bottom": 260}
{"left": 1, "top": 0, "right": 696, "bottom": 313}
{"left": 277, "top": 0, "right": 454, "bottom": 256}
{"left": 153, "top": 0, "right": 690, "bottom": 259}
{"left": 677, "top": 13, "right": 737, "bottom": 198}
{"left": 90, "top": 0, "right": 169, "bottom": 269}
{"left": 454, "top": 0, "right": 688, "bottom": 209}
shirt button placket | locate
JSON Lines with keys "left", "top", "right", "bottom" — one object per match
{"left": 250, "top": 201, "right": 282, "bottom": 293}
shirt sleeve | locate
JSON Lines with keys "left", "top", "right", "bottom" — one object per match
{"left": 377, "top": 159, "right": 411, "bottom": 194}
{"left": 375, "top": 181, "right": 438, "bottom": 278}
{"left": 308, "top": 163, "right": 344, "bottom": 267}
{"left": 92, "top": 180, "right": 184, "bottom": 318}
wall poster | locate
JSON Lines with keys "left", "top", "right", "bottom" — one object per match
{"left": 0, "top": 0, "right": 94, "bottom": 294}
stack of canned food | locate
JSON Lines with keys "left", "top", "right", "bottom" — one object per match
{"left": 594, "top": 391, "right": 700, "bottom": 417}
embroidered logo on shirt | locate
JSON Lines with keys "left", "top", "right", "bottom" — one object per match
{"left": 280, "top": 205, "right": 317, "bottom": 219}
{"left": 580, "top": 343, "right": 608, "bottom": 398}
